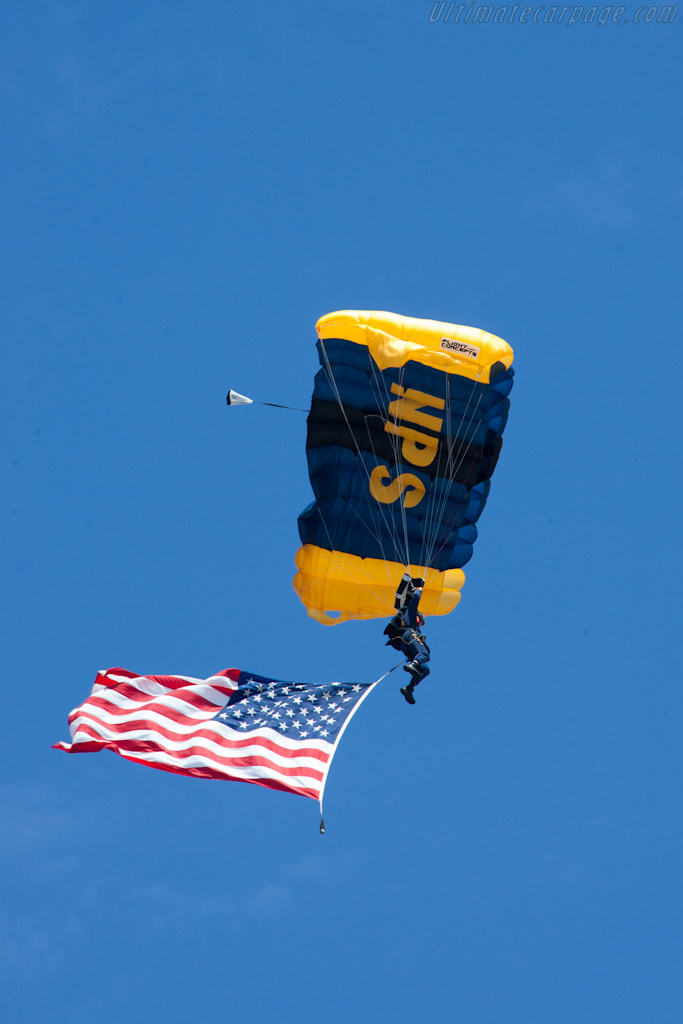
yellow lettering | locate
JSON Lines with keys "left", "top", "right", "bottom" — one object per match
{"left": 384, "top": 384, "right": 444, "bottom": 468}
{"left": 387, "top": 384, "right": 445, "bottom": 432}
{"left": 369, "top": 466, "right": 426, "bottom": 508}
{"left": 383, "top": 422, "right": 439, "bottom": 467}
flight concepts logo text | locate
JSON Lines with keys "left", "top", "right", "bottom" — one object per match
{"left": 440, "top": 337, "right": 480, "bottom": 359}
{"left": 428, "top": 0, "right": 677, "bottom": 21}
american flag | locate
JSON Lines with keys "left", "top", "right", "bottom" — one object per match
{"left": 54, "top": 666, "right": 379, "bottom": 807}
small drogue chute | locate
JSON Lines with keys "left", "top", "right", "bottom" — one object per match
{"left": 226, "top": 388, "right": 306, "bottom": 412}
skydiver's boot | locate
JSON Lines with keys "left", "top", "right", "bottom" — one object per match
{"left": 400, "top": 683, "right": 416, "bottom": 705}
{"left": 401, "top": 661, "right": 420, "bottom": 705}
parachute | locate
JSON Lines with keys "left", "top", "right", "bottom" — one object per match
{"left": 293, "top": 310, "right": 514, "bottom": 624}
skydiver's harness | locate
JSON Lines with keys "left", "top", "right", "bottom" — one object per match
{"left": 383, "top": 615, "right": 430, "bottom": 653}
{"left": 406, "top": 628, "right": 429, "bottom": 650}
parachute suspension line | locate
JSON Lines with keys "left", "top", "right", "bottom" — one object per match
{"left": 354, "top": 399, "right": 408, "bottom": 572}
{"left": 367, "top": 358, "right": 412, "bottom": 571}
{"left": 318, "top": 341, "right": 407, "bottom": 575}
{"left": 366, "top": 353, "right": 485, "bottom": 585}
{"left": 424, "top": 368, "right": 486, "bottom": 570}
{"left": 370, "top": 360, "right": 413, "bottom": 573}
{"left": 364, "top": 347, "right": 486, "bottom": 584}
{"left": 315, "top": 512, "right": 404, "bottom": 609}
{"left": 299, "top": 511, "right": 396, "bottom": 610}
{"left": 317, "top": 348, "right": 386, "bottom": 560}
{"left": 318, "top": 341, "right": 394, "bottom": 560}
{"left": 421, "top": 371, "right": 456, "bottom": 568}
{"left": 363, "top": 357, "right": 413, "bottom": 572}
{"left": 415, "top": 369, "right": 447, "bottom": 570}
{"left": 315, "top": 503, "right": 402, "bottom": 604}
{"left": 420, "top": 369, "right": 482, "bottom": 570}
{"left": 258, "top": 401, "right": 309, "bottom": 412}
{"left": 296, "top": 340, "right": 409, "bottom": 609}
{"left": 397, "top": 364, "right": 413, "bottom": 573}
{"left": 417, "top": 370, "right": 461, "bottom": 568}
{"left": 307, "top": 343, "right": 423, "bottom": 613}
{"left": 366, "top": 354, "right": 484, "bottom": 587}
{"left": 438, "top": 370, "right": 486, "bottom": 559}
{"left": 369, "top": 351, "right": 452, "bottom": 578}
{"left": 422, "top": 371, "right": 483, "bottom": 569}
{"left": 311, "top": 350, "right": 411, "bottom": 606}
{"left": 420, "top": 373, "right": 458, "bottom": 567}
{"left": 368, "top": 360, "right": 411, "bottom": 577}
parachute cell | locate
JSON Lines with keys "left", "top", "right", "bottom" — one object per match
{"left": 293, "top": 310, "right": 514, "bottom": 624}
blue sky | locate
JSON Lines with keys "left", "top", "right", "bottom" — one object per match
{"left": 3, "top": 3, "right": 682, "bottom": 1022}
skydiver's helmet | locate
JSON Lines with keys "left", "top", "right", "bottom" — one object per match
{"left": 410, "top": 577, "right": 425, "bottom": 590}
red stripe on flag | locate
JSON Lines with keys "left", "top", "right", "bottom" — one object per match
{"left": 115, "top": 753, "right": 321, "bottom": 799}
{"left": 70, "top": 688, "right": 226, "bottom": 725}
{"left": 59, "top": 724, "right": 327, "bottom": 782}
{"left": 66, "top": 710, "right": 329, "bottom": 761}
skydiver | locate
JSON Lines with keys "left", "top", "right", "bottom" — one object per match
{"left": 383, "top": 577, "right": 430, "bottom": 705}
